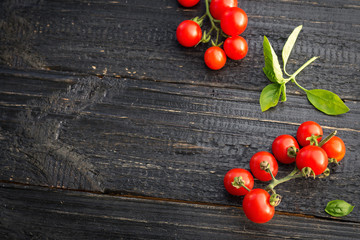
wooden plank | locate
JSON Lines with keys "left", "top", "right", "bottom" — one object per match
{"left": 1, "top": 69, "right": 359, "bottom": 221}
{"left": 1, "top": 183, "right": 360, "bottom": 239}
{"left": 0, "top": 0, "right": 359, "bottom": 99}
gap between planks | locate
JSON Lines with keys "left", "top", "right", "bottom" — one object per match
{"left": 1, "top": 66, "right": 358, "bottom": 102}
{"left": 79, "top": 105, "right": 360, "bottom": 133}
{"left": 1, "top": 180, "right": 358, "bottom": 224}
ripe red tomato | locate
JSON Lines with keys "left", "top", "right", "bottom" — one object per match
{"left": 296, "top": 121, "right": 323, "bottom": 147}
{"left": 220, "top": 7, "right": 248, "bottom": 36}
{"left": 224, "top": 168, "right": 254, "bottom": 196}
{"left": 223, "top": 36, "right": 248, "bottom": 60}
{"left": 249, "top": 151, "right": 278, "bottom": 182}
{"left": 296, "top": 145, "right": 328, "bottom": 175}
{"left": 204, "top": 46, "right": 226, "bottom": 70}
{"left": 243, "top": 188, "right": 275, "bottom": 223}
{"left": 177, "top": 0, "right": 200, "bottom": 8}
{"left": 272, "top": 135, "right": 299, "bottom": 164}
{"left": 176, "top": 20, "right": 202, "bottom": 47}
{"left": 210, "top": 0, "right": 238, "bottom": 20}
{"left": 321, "top": 136, "right": 346, "bottom": 162}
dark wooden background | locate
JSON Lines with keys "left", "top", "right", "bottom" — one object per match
{"left": 1, "top": 0, "right": 359, "bottom": 239}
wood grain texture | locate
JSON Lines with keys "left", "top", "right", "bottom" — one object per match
{"left": 1, "top": 68, "right": 359, "bottom": 221}
{"left": 1, "top": 0, "right": 360, "bottom": 235}
{"left": 1, "top": 183, "right": 360, "bottom": 239}
{"left": 0, "top": 0, "right": 359, "bottom": 99}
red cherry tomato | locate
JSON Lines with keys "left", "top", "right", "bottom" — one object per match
{"left": 272, "top": 135, "right": 299, "bottom": 164}
{"left": 176, "top": 20, "right": 202, "bottom": 47}
{"left": 321, "top": 136, "right": 346, "bottom": 162}
{"left": 204, "top": 46, "right": 226, "bottom": 70}
{"left": 296, "top": 121, "right": 323, "bottom": 147}
{"left": 224, "top": 168, "right": 254, "bottom": 196}
{"left": 177, "top": 0, "right": 200, "bottom": 8}
{"left": 296, "top": 145, "right": 328, "bottom": 175}
{"left": 249, "top": 151, "right": 278, "bottom": 182}
{"left": 210, "top": 0, "right": 238, "bottom": 20}
{"left": 220, "top": 7, "right": 248, "bottom": 36}
{"left": 223, "top": 36, "right": 248, "bottom": 60}
{"left": 243, "top": 188, "right": 275, "bottom": 223}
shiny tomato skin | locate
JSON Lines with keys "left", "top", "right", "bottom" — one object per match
{"left": 210, "top": 0, "right": 238, "bottom": 20}
{"left": 177, "top": 0, "right": 200, "bottom": 8}
{"left": 224, "top": 168, "right": 254, "bottom": 196}
{"left": 296, "top": 145, "right": 328, "bottom": 175}
{"left": 204, "top": 46, "right": 226, "bottom": 70}
{"left": 321, "top": 136, "right": 346, "bottom": 162}
{"left": 296, "top": 121, "right": 323, "bottom": 147}
{"left": 243, "top": 188, "right": 275, "bottom": 223}
{"left": 220, "top": 7, "right": 248, "bottom": 36}
{"left": 223, "top": 36, "right": 248, "bottom": 60}
{"left": 249, "top": 151, "right": 278, "bottom": 182}
{"left": 176, "top": 20, "right": 202, "bottom": 47}
{"left": 272, "top": 135, "right": 299, "bottom": 164}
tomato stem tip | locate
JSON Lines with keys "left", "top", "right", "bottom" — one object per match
{"left": 318, "top": 168, "right": 331, "bottom": 179}
{"left": 232, "top": 176, "right": 250, "bottom": 192}
{"left": 287, "top": 146, "right": 298, "bottom": 158}
{"left": 270, "top": 194, "right": 282, "bottom": 207}
{"left": 306, "top": 134, "right": 322, "bottom": 146}
{"left": 301, "top": 167, "right": 316, "bottom": 179}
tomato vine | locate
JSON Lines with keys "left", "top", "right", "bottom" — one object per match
{"left": 224, "top": 121, "right": 352, "bottom": 223}
{"left": 176, "top": 0, "right": 248, "bottom": 70}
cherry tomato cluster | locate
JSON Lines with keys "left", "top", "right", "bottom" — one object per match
{"left": 176, "top": 0, "right": 248, "bottom": 70}
{"left": 224, "top": 121, "right": 346, "bottom": 223}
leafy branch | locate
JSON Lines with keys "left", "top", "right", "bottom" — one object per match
{"left": 260, "top": 25, "right": 349, "bottom": 115}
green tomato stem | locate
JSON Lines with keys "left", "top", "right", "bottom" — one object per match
{"left": 221, "top": 32, "right": 229, "bottom": 38}
{"left": 205, "top": 0, "right": 219, "bottom": 32}
{"left": 287, "top": 146, "right": 298, "bottom": 158}
{"left": 199, "top": 13, "right": 207, "bottom": 21}
{"left": 288, "top": 166, "right": 300, "bottom": 177}
{"left": 261, "top": 161, "right": 277, "bottom": 182}
{"left": 318, "top": 167, "right": 331, "bottom": 178}
{"left": 206, "top": 27, "right": 214, "bottom": 39}
{"left": 270, "top": 193, "right": 282, "bottom": 207}
{"left": 318, "top": 130, "right": 337, "bottom": 147}
{"left": 265, "top": 167, "right": 303, "bottom": 192}
{"left": 192, "top": 0, "right": 228, "bottom": 47}
{"left": 301, "top": 167, "right": 316, "bottom": 179}
{"left": 215, "top": 29, "right": 220, "bottom": 45}
{"left": 232, "top": 176, "right": 251, "bottom": 192}
{"left": 204, "top": 0, "right": 227, "bottom": 46}
{"left": 266, "top": 167, "right": 277, "bottom": 182}
{"left": 242, "top": 185, "right": 250, "bottom": 192}
{"left": 328, "top": 158, "right": 339, "bottom": 165}
{"left": 306, "top": 134, "right": 322, "bottom": 146}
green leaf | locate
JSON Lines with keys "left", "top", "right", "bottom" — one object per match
{"left": 260, "top": 83, "right": 281, "bottom": 112}
{"left": 306, "top": 89, "right": 350, "bottom": 115}
{"left": 325, "top": 200, "right": 354, "bottom": 217}
{"left": 263, "top": 36, "right": 284, "bottom": 84}
{"left": 282, "top": 25, "right": 302, "bottom": 76}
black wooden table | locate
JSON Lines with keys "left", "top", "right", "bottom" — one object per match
{"left": 1, "top": 0, "right": 360, "bottom": 239}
